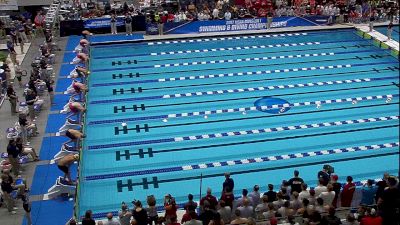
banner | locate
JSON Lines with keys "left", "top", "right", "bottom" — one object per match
{"left": 84, "top": 17, "right": 125, "bottom": 29}
{"left": 146, "top": 23, "right": 159, "bottom": 35}
{"left": 162, "top": 16, "right": 329, "bottom": 34}
{"left": 0, "top": 0, "right": 18, "bottom": 10}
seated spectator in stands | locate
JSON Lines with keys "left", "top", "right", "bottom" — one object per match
{"left": 341, "top": 176, "right": 356, "bottom": 207}
{"left": 262, "top": 203, "right": 276, "bottom": 220}
{"left": 184, "top": 211, "right": 202, "bottom": 225}
{"left": 319, "top": 184, "right": 336, "bottom": 207}
{"left": 199, "top": 201, "right": 215, "bottom": 225}
{"left": 315, "top": 198, "right": 326, "bottom": 214}
{"left": 224, "top": 10, "right": 232, "bottom": 20}
{"left": 308, "top": 189, "right": 317, "bottom": 206}
{"left": 209, "top": 213, "right": 224, "bottom": 225}
{"left": 248, "top": 185, "right": 261, "bottom": 207}
{"left": 200, "top": 188, "right": 218, "bottom": 212}
{"left": 220, "top": 187, "right": 234, "bottom": 210}
{"left": 230, "top": 209, "right": 248, "bottom": 225}
{"left": 264, "top": 184, "right": 277, "bottom": 202}
{"left": 256, "top": 195, "right": 269, "bottom": 213}
{"left": 103, "top": 212, "right": 120, "bottom": 225}
{"left": 297, "top": 198, "right": 310, "bottom": 216}
{"left": 360, "top": 179, "right": 377, "bottom": 206}
{"left": 343, "top": 213, "right": 359, "bottom": 225}
{"left": 277, "top": 201, "right": 294, "bottom": 220}
{"left": 238, "top": 199, "right": 254, "bottom": 218}
{"left": 281, "top": 181, "right": 291, "bottom": 199}
{"left": 360, "top": 208, "right": 382, "bottom": 225}
{"left": 273, "top": 192, "right": 285, "bottom": 209}
{"left": 321, "top": 206, "right": 341, "bottom": 225}
{"left": 290, "top": 192, "right": 302, "bottom": 211}
{"left": 315, "top": 178, "right": 328, "bottom": 197}
{"left": 217, "top": 200, "right": 231, "bottom": 224}
{"left": 187, "top": 1, "right": 197, "bottom": 14}
{"left": 212, "top": 8, "right": 220, "bottom": 19}
{"left": 299, "top": 183, "right": 310, "bottom": 201}
{"left": 237, "top": 189, "right": 254, "bottom": 207}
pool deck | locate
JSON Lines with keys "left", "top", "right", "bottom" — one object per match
{"left": 355, "top": 24, "right": 399, "bottom": 52}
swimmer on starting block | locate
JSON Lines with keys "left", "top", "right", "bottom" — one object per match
{"left": 57, "top": 154, "right": 79, "bottom": 184}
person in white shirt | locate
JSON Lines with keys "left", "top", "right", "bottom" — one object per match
{"left": 290, "top": 192, "right": 302, "bottom": 211}
{"left": 299, "top": 183, "right": 310, "bottom": 201}
{"left": 318, "top": 184, "right": 335, "bottom": 207}
{"left": 184, "top": 211, "right": 203, "bottom": 225}
{"left": 212, "top": 8, "right": 219, "bottom": 19}
{"left": 237, "top": 199, "right": 254, "bottom": 218}
{"left": 277, "top": 201, "right": 294, "bottom": 219}
{"left": 217, "top": 200, "right": 231, "bottom": 224}
{"left": 314, "top": 179, "right": 327, "bottom": 197}
{"left": 224, "top": 10, "right": 232, "bottom": 20}
{"left": 255, "top": 195, "right": 269, "bottom": 213}
{"left": 174, "top": 13, "right": 181, "bottom": 22}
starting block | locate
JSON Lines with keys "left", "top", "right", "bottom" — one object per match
{"left": 46, "top": 176, "right": 76, "bottom": 199}
{"left": 57, "top": 118, "right": 81, "bottom": 135}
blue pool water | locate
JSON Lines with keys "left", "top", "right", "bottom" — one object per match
{"left": 78, "top": 29, "right": 400, "bottom": 218}
{"left": 375, "top": 25, "right": 400, "bottom": 42}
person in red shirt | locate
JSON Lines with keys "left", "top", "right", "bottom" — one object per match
{"left": 220, "top": 187, "right": 235, "bottom": 209}
{"left": 340, "top": 176, "right": 356, "bottom": 207}
{"left": 360, "top": 208, "right": 382, "bottom": 225}
{"left": 200, "top": 188, "right": 218, "bottom": 212}
{"left": 164, "top": 194, "right": 177, "bottom": 224}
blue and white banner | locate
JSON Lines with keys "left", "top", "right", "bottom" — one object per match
{"left": 84, "top": 17, "right": 125, "bottom": 29}
{"left": 162, "top": 16, "right": 329, "bottom": 34}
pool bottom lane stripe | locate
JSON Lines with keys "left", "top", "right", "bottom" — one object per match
{"left": 84, "top": 142, "right": 399, "bottom": 181}
{"left": 88, "top": 94, "right": 398, "bottom": 125}
{"left": 87, "top": 115, "right": 399, "bottom": 150}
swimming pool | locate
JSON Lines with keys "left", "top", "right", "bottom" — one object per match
{"left": 375, "top": 25, "right": 400, "bottom": 42}
{"left": 78, "top": 28, "right": 399, "bottom": 219}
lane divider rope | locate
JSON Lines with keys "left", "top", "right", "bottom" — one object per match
{"left": 87, "top": 115, "right": 399, "bottom": 150}
{"left": 85, "top": 142, "right": 399, "bottom": 180}
{"left": 147, "top": 32, "right": 308, "bottom": 46}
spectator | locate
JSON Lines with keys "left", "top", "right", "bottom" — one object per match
{"left": 82, "top": 210, "right": 96, "bottom": 225}
{"left": 237, "top": 189, "right": 254, "bottom": 207}
{"left": 264, "top": 184, "right": 277, "bottom": 202}
{"left": 237, "top": 198, "right": 254, "bottom": 218}
{"left": 315, "top": 197, "right": 326, "bottom": 213}
{"left": 212, "top": 7, "right": 219, "bottom": 19}
{"left": 378, "top": 176, "right": 400, "bottom": 225}
{"left": 360, "top": 208, "right": 382, "bottom": 225}
{"left": 255, "top": 195, "right": 269, "bottom": 213}
{"left": 288, "top": 170, "right": 304, "bottom": 194}
{"left": 319, "top": 184, "right": 336, "bottom": 207}
{"left": 7, "top": 85, "right": 18, "bottom": 114}
{"left": 297, "top": 198, "right": 310, "bottom": 216}
{"left": 318, "top": 165, "right": 332, "bottom": 186}
{"left": 341, "top": 176, "right": 356, "bottom": 207}
{"left": 248, "top": 185, "right": 261, "bottom": 207}
{"left": 184, "top": 211, "right": 202, "bottom": 225}
{"left": 277, "top": 200, "right": 294, "bottom": 219}
{"left": 308, "top": 189, "right": 317, "bottom": 206}
{"left": 224, "top": 10, "right": 232, "bottom": 20}
{"left": 273, "top": 192, "right": 285, "bottom": 209}
{"left": 7, "top": 139, "right": 21, "bottom": 176}
{"left": 375, "top": 173, "right": 389, "bottom": 204}
{"left": 343, "top": 214, "right": 359, "bottom": 225}
{"left": 220, "top": 187, "right": 234, "bottom": 209}
{"left": 104, "top": 212, "right": 121, "bottom": 225}
{"left": 208, "top": 212, "right": 224, "bottom": 225}
{"left": 25, "top": 88, "right": 38, "bottom": 121}
{"left": 184, "top": 194, "right": 198, "bottom": 211}
{"left": 217, "top": 200, "right": 231, "bottom": 224}
{"left": 360, "top": 179, "right": 377, "bottom": 206}
{"left": 321, "top": 206, "right": 342, "bottom": 225}
{"left": 199, "top": 201, "right": 215, "bottom": 225}
{"left": 230, "top": 209, "right": 248, "bottom": 225}
{"left": 330, "top": 174, "right": 341, "bottom": 207}
{"left": 164, "top": 194, "right": 177, "bottom": 224}
{"left": 299, "top": 183, "right": 310, "bottom": 201}
{"left": 315, "top": 179, "right": 328, "bottom": 197}
{"left": 262, "top": 203, "right": 276, "bottom": 220}
{"left": 200, "top": 188, "right": 218, "bottom": 211}
{"left": 118, "top": 203, "right": 131, "bottom": 225}
{"left": 290, "top": 192, "right": 302, "bottom": 211}
{"left": 281, "top": 181, "right": 291, "bottom": 199}
{"left": 169, "top": 216, "right": 181, "bottom": 225}
{"left": 147, "top": 195, "right": 158, "bottom": 225}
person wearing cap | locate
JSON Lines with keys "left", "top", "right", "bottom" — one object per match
{"left": 57, "top": 154, "right": 79, "bottom": 184}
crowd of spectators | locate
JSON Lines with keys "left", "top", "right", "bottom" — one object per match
{"left": 76, "top": 168, "right": 399, "bottom": 225}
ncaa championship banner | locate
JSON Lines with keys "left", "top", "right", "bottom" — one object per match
{"left": 162, "top": 16, "right": 329, "bottom": 34}
{"left": 0, "top": 0, "right": 18, "bottom": 10}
